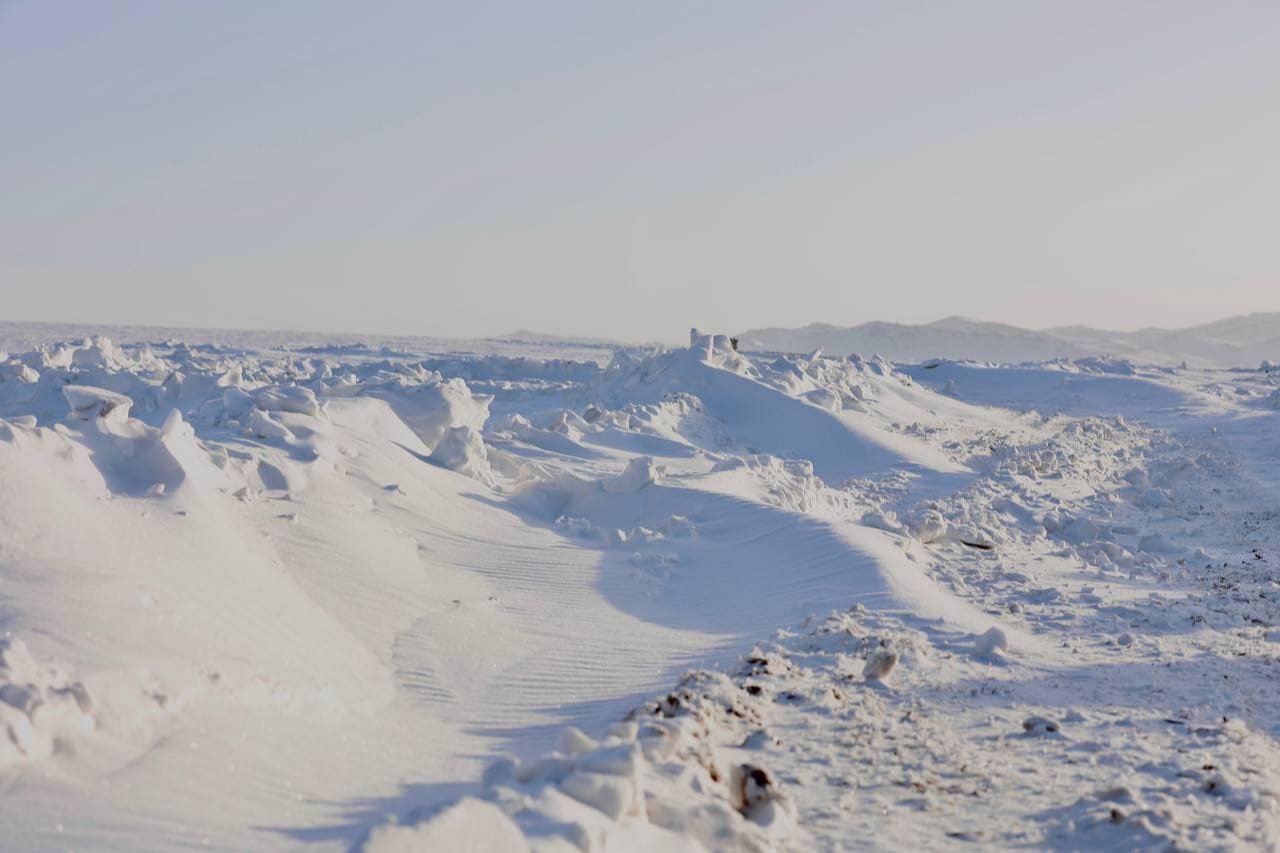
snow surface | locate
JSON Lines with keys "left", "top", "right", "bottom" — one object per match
{"left": 738, "top": 313, "right": 1280, "bottom": 367}
{"left": 1, "top": 323, "right": 1279, "bottom": 850}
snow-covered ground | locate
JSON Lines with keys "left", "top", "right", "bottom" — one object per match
{"left": 738, "top": 313, "right": 1280, "bottom": 367}
{"left": 1, "top": 324, "right": 1278, "bottom": 850}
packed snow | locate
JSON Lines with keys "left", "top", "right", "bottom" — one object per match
{"left": 1, "top": 322, "right": 1279, "bottom": 850}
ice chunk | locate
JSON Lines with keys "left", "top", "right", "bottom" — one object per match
{"left": 602, "top": 456, "right": 659, "bottom": 494}
{"left": 559, "top": 769, "right": 640, "bottom": 819}
{"left": 429, "top": 426, "right": 494, "bottom": 486}
{"left": 255, "top": 385, "right": 321, "bottom": 416}
{"left": 70, "top": 336, "right": 128, "bottom": 370}
{"left": 244, "top": 408, "right": 294, "bottom": 441}
{"left": 370, "top": 377, "right": 492, "bottom": 451}
{"left": 63, "top": 385, "right": 133, "bottom": 422}
{"left": 1141, "top": 487, "right": 1170, "bottom": 508}
{"left": 1062, "top": 517, "right": 1100, "bottom": 544}
{"left": 0, "top": 360, "right": 39, "bottom": 384}
{"left": 574, "top": 742, "right": 641, "bottom": 777}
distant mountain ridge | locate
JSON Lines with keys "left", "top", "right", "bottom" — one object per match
{"left": 738, "top": 313, "right": 1280, "bottom": 367}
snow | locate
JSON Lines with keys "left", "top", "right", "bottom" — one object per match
{"left": 1, "top": 321, "right": 1280, "bottom": 849}
{"left": 601, "top": 455, "right": 659, "bottom": 494}
{"left": 738, "top": 312, "right": 1280, "bottom": 367}
{"left": 364, "top": 799, "right": 529, "bottom": 853}
{"left": 974, "top": 626, "right": 1010, "bottom": 657}
{"left": 429, "top": 425, "right": 495, "bottom": 485}
{"left": 62, "top": 383, "right": 134, "bottom": 421}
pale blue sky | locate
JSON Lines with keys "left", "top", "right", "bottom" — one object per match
{"left": 2, "top": 1, "right": 1278, "bottom": 341}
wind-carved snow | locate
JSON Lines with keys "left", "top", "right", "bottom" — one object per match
{"left": 0, "top": 326, "right": 1278, "bottom": 849}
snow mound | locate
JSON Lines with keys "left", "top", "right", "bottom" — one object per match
{"left": 975, "top": 626, "right": 1010, "bottom": 657}
{"left": 602, "top": 456, "right": 659, "bottom": 494}
{"left": 602, "top": 331, "right": 967, "bottom": 483}
{"left": 74, "top": 404, "right": 229, "bottom": 496}
{"left": 243, "top": 407, "right": 294, "bottom": 441}
{"left": 254, "top": 384, "right": 321, "bottom": 416}
{"left": 363, "top": 375, "right": 493, "bottom": 450}
{"left": 430, "top": 425, "right": 494, "bottom": 486}
{"left": 69, "top": 336, "right": 133, "bottom": 371}
{"left": 1, "top": 358, "right": 40, "bottom": 384}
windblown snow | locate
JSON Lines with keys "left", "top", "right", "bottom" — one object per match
{"left": 1, "top": 324, "right": 1279, "bottom": 850}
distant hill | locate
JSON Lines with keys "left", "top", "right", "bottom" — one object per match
{"left": 738, "top": 313, "right": 1280, "bottom": 367}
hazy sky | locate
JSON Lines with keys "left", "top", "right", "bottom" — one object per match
{"left": 3, "top": 1, "right": 1278, "bottom": 342}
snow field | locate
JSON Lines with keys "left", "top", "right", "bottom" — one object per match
{"left": 0, "top": 327, "right": 1278, "bottom": 849}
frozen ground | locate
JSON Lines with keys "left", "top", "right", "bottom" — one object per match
{"left": 1, "top": 324, "right": 1278, "bottom": 850}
